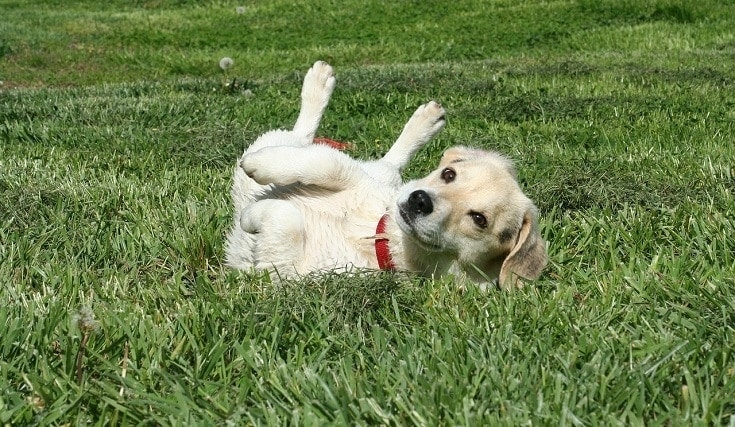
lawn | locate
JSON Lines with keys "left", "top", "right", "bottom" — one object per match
{"left": 1, "top": 0, "right": 734, "bottom": 424}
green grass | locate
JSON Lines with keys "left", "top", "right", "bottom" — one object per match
{"left": 1, "top": 0, "right": 734, "bottom": 424}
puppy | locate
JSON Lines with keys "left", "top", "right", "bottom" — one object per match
{"left": 225, "top": 61, "right": 547, "bottom": 290}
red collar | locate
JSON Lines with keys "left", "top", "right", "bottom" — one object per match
{"left": 374, "top": 214, "right": 396, "bottom": 271}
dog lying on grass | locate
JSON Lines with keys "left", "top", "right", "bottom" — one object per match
{"left": 225, "top": 61, "right": 547, "bottom": 290}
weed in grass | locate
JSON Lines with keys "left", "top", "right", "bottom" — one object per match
{"left": 72, "top": 307, "right": 99, "bottom": 385}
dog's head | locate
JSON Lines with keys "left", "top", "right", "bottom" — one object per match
{"left": 395, "top": 146, "right": 547, "bottom": 290}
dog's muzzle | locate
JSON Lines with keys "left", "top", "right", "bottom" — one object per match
{"left": 401, "top": 190, "right": 433, "bottom": 223}
{"left": 398, "top": 190, "right": 446, "bottom": 252}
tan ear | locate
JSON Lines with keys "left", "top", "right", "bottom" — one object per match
{"left": 440, "top": 146, "right": 517, "bottom": 178}
{"left": 439, "top": 146, "right": 476, "bottom": 166}
{"left": 498, "top": 209, "right": 547, "bottom": 290}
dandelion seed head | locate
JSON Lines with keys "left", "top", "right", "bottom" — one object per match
{"left": 219, "top": 57, "right": 234, "bottom": 71}
{"left": 74, "top": 306, "right": 100, "bottom": 333}
{"left": 236, "top": 6, "right": 246, "bottom": 14}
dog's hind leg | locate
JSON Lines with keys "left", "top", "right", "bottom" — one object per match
{"left": 292, "top": 61, "right": 336, "bottom": 142}
{"left": 381, "top": 101, "right": 446, "bottom": 171}
{"left": 237, "top": 199, "right": 306, "bottom": 276}
{"left": 225, "top": 165, "right": 270, "bottom": 271}
{"left": 239, "top": 61, "right": 336, "bottom": 156}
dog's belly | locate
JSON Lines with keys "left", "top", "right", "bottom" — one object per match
{"left": 290, "top": 188, "right": 393, "bottom": 273}
{"left": 300, "top": 215, "right": 377, "bottom": 271}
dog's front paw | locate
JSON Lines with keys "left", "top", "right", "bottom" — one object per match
{"left": 302, "top": 61, "right": 336, "bottom": 110}
{"left": 240, "top": 153, "right": 273, "bottom": 185}
{"left": 241, "top": 148, "right": 300, "bottom": 186}
{"left": 408, "top": 101, "right": 447, "bottom": 138}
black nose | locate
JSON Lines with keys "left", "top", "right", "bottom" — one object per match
{"left": 407, "top": 190, "right": 433, "bottom": 215}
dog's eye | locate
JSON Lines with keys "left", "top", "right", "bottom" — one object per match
{"left": 469, "top": 211, "right": 487, "bottom": 229}
{"left": 441, "top": 168, "right": 456, "bottom": 183}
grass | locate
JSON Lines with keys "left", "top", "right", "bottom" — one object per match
{"left": 1, "top": 0, "right": 734, "bottom": 424}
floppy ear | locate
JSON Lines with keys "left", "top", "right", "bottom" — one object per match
{"left": 498, "top": 209, "right": 547, "bottom": 290}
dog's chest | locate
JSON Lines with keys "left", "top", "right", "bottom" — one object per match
{"left": 292, "top": 187, "right": 394, "bottom": 270}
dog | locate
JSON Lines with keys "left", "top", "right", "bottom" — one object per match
{"left": 225, "top": 61, "right": 547, "bottom": 290}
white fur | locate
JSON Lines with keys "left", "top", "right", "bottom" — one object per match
{"left": 225, "top": 61, "right": 547, "bottom": 289}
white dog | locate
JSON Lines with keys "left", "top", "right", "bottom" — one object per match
{"left": 225, "top": 61, "right": 547, "bottom": 290}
